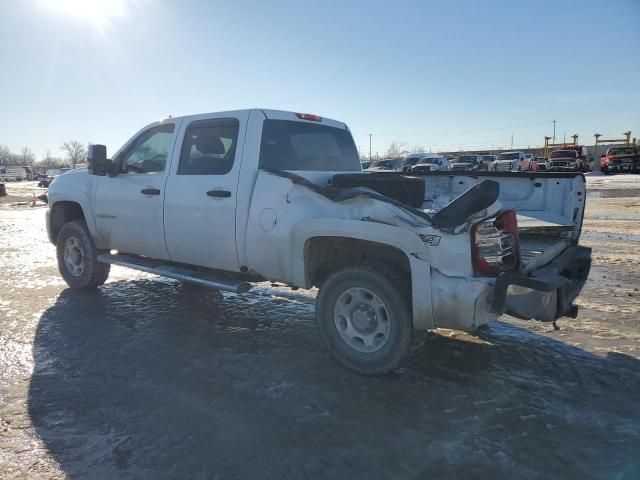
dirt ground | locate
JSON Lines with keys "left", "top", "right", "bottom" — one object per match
{"left": 0, "top": 179, "right": 639, "bottom": 479}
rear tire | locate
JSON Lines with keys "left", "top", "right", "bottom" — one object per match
{"left": 56, "top": 220, "right": 110, "bottom": 289}
{"left": 316, "top": 264, "right": 413, "bottom": 375}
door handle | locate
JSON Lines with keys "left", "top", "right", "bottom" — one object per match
{"left": 141, "top": 188, "right": 160, "bottom": 195}
{"left": 206, "top": 190, "right": 231, "bottom": 198}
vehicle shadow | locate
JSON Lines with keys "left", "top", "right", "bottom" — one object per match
{"left": 28, "top": 279, "right": 640, "bottom": 480}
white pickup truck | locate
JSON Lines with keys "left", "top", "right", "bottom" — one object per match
{"left": 47, "top": 109, "right": 591, "bottom": 374}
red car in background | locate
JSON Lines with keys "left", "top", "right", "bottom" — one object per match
{"left": 601, "top": 146, "right": 639, "bottom": 174}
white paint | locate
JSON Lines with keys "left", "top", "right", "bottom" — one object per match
{"left": 48, "top": 108, "right": 589, "bottom": 333}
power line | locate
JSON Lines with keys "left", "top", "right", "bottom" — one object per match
{"left": 352, "top": 120, "right": 554, "bottom": 138}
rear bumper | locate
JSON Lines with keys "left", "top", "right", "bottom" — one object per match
{"left": 491, "top": 245, "right": 592, "bottom": 321}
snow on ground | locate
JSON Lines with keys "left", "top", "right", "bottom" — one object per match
{"left": 585, "top": 173, "right": 640, "bottom": 188}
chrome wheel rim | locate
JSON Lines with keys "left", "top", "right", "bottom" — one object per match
{"left": 63, "top": 236, "right": 84, "bottom": 277}
{"left": 333, "top": 287, "right": 391, "bottom": 353}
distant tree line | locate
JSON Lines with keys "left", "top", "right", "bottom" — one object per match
{"left": 0, "top": 141, "right": 87, "bottom": 168}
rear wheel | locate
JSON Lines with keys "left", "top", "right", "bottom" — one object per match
{"left": 316, "top": 265, "right": 413, "bottom": 375}
{"left": 56, "top": 220, "right": 110, "bottom": 289}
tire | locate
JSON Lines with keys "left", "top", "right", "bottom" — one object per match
{"left": 56, "top": 220, "right": 110, "bottom": 289}
{"left": 316, "top": 264, "right": 413, "bottom": 375}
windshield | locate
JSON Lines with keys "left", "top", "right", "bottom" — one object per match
{"left": 369, "top": 160, "right": 397, "bottom": 169}
{"left": 499, "top": 153, "right": 520, "bottom": 160}
{"left": 404, "top": 157, "right": 423, "bottom": 166}
{"left": 259, "top": 120, "right": 360, "bottom": 171}
{"left": 457, "top": 156, "right": 476, "bottom": 163}
{"left": 417, "top": 158, "right": 438, "bottom": 164}
{"left": 608, "top": 147, "right": 635, "bottom": 156}
{"left": 550, "top": 150, "right": 577, "bottom": 159}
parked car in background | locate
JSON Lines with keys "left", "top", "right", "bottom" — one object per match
{"left": 482, "top": 154, "right": 497, "bottom": 165}
{"left": 0, "top": 166, "right": 27, "bottom": 181}
{"left": 601, "top": 146, "right": 639, "bottom": 174}
{"left": 406, "top": 156, "right": 449, "bottom": 173}
{"left": 547, "top": 150, "right": 580, "bottom": 172}
{"left": 38, "top": 176, "right": 56, "bottom": 188}
{"left": 450, "top": 155, "right": 488, "bottom": 172}
{"left": 522, "top": 154, "right": 538, "bottom": 171}
{"left": 547, "top": 146, "right": 587, "bottom": 172}
{"left": 360, "top": 161, "right": 371, "bottom": 170}
{"left": 491, "top": 151, "right": 525, "bottom": 172}
{"left": 364, "top": 159, "right": 403, "bottom": 172}
{"left": 537, "top": 157, "right": 548, "bottom": 171}
{"left": 402, "top": 153, "right": 432, "bottom": 172}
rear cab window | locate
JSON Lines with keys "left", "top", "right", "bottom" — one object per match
{"left": 259, "top": 120, "right": 360, "bottom": 171}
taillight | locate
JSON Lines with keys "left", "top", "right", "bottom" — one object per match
{"left": 471, "top": 209, "right": 520, "bottom": 276}
{"left": 295, "top": 112, "right": 322, "bottom": 122}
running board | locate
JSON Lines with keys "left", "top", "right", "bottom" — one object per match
{"left": 97, "top": 253, "right": 252, "bottom": 293}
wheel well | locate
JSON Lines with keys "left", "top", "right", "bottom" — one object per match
{"left": 50, "top": 201, "right": 86, "bottom": 243}
{"left": 305, "top": 237, "right": 411, "bottom": 288}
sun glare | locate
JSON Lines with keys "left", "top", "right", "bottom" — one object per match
{"left": 41, "top": 0, "right": 128, "bottom": 30}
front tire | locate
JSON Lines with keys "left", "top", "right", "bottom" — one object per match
{"left": 56, "top": 220, "right": 110, "bottom": 289}
{"left": 316, "top": 265, "right": 413, "bottom": 375}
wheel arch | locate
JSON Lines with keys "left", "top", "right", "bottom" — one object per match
{"left": 48, "top": 193, "right": 95, "bottom": 244}
{"left": 291, "top": 219, "right": 434, "bottom": 330}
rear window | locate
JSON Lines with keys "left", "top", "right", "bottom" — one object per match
{"left": 499, "top": 153, "right": 520, "bottom": 160}
{"left": 259, "top": 120, "right": 360, "bottom": 171}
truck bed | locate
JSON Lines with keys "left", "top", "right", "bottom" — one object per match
{"left": 520, "top": 235, "right": 569, "bottom": 273}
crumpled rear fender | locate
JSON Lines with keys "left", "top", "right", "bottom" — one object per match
{"left": 291, "top": 219, "right": 435, "bottom": 330}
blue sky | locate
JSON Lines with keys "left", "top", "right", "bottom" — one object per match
{"left": 0, "top": 0, "right": 638, "bottom": 158}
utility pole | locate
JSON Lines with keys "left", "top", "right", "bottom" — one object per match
{"left": 511, "top": 134, "right": 513, "bottom": 149}
{"left": 368, "top": 134, "right": 372, "bottom": 161}
{"left": 553, "top": 120, "right": 556, "bottom": 145}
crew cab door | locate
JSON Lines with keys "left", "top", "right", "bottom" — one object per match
{"left": 163, "top": 112, "right": 248, "bottom": 271}
{"left": 94, "top": 121, "right": 179, "bottom": 259}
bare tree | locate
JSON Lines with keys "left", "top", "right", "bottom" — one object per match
{"left": 37, "top": 149, "right": 67, "bottom": 169}
{"left": 60, "top": 140, "right": 87, "bottom": 166}
{"left": 20, "top": 147, "right": 35, "bottom": 166}
{"left": 0, "top": 144, "right": 10, "bottom": 165}
{"left": 385, "top": 141, "right": 408, "bottom": 159}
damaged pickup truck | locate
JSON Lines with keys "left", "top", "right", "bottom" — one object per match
{"left": 46, "top": 109, "right": 591, "bottom": 374}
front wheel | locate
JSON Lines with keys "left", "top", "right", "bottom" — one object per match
{"left": 56, "top": 220, "right": 110, "bottom": 289}
{"left": 316, "top": 265, "right": 413, "bottom": 375}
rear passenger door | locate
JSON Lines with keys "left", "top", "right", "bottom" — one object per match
{"left": 163, "top": 113, "right": 248, "bottom": 271}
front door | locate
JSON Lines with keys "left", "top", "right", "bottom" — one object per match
{"left": 94, "top": 121, "right": 179, "bottom": 260}
{"left": 163, "top": 113, "right": 247, "bottom": 271}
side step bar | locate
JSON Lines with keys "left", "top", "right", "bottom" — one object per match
{"left": 97, "top": 253, "right": 252, "bottom": 294}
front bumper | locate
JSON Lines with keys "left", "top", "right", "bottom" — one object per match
{"left": 606, "top": 163, "right": 636, "bottom": 172}
{"left": 492, "top": 246, "right": 592, "bottom": 321}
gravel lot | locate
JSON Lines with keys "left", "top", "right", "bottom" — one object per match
{"left": 1, "top": 179, "right": 639, "bottom": 479}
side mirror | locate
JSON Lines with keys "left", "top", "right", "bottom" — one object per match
{"left": 88, "top": 144, "right": 110, "bottom": 175}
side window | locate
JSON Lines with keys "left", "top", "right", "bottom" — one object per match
{"left": 120, "top": 123, "right": 175, "bottom": 174}
{"left": 178, "top": 118, "right": 239, "bottom": 175}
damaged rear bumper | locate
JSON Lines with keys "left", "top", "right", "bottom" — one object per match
{"left": 491, "top": 246, "right": 592, "bottom": 321}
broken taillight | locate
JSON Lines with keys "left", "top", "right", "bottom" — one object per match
{"left": 295, "top": 112, "right": 322, "bottom": 122}
{"left": 471, "top": 209, "right": 520, "bottom": 276}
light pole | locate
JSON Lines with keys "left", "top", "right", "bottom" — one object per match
{"left": 593, "top": 133, "right": 601, "bottom": 173}
{"left": 553, "top": 120, "right": 556, "bottom": 145}
{"left": 369, "top": 134, "right": 372, "bottom": 162}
